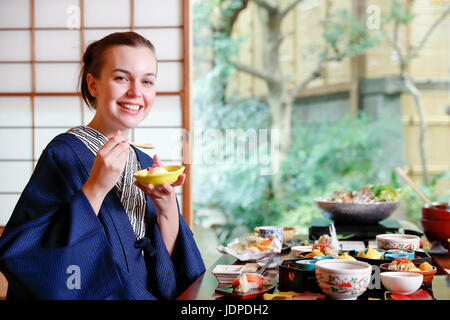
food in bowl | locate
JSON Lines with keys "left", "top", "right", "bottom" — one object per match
{"left": 380, "top": 261, "right": 437, "bottom": 286}
{"left": 380, "top": 272, "right": 423, "bottom": 295}
{"left": 387, "top": 258, "right": 420, "bottom": 272}
{"left": 419, "top": 262, "right": 433, "bottom": 271}
{"left": 376, "top": 234, "right": 420, "bottom": 251}
{"left": 133, "top": 165, "right": 185, "bottom": 187}
{"left": 315, "top": 260, "right": 372, "bottom": 300}
{"left": 357, "top": 246, "right": 383, "bottom": 260}
{"left": 146, "top": 164, "right": 168, "bottom": 175}
{"left": 321, "top": 184, "right": 399, "bottom": 203}
{"left": 338, "top": 252, "right": 356, "bottom": 261}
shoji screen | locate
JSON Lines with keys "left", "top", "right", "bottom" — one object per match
{"left": 0, "top": 0, "right": 193, "bottom": 227}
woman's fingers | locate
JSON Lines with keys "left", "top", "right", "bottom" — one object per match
{"left": 153, "top": 154, "right": 163, "bottom": 167}
{"left": 171, "top": 173, "right": 186, "bottom": 187}
{"left": 99, "top": 130, "right": 128, "bottom": 155}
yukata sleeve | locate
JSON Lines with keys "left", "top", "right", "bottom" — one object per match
{"left": 0, "top": 141, "right": 123, "bottom": 299}
{"left": 144, "top": 199, "right": 206, "bottom": 300}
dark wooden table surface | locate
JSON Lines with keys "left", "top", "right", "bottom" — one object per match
{"left": 177, "top": 250, "right": 450, "bottom": 300}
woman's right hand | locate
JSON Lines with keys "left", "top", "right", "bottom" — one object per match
{"left": 82, "top": 130, "right": 129, "bottom": 215}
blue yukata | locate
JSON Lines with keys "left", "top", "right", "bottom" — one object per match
{"left": 0, "top": 132, "right": 205, "bottom": 299}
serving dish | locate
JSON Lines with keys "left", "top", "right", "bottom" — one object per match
{"left": 315, "top": 259, "right": 372, "bottom": 300}
{"left": 380, "top": 272, "right": 423, "bottom": 295}
{"left": 376, "top": 234, "right": 420, "bottom": 251}
{"left": 133, "top": 165, "right": 185, "bottom": 187}
{"left": 380, "top": 263, "right": 437, "bottom": 286}
{"left": 314, "top": 200, "right": 399, "bottom": 225}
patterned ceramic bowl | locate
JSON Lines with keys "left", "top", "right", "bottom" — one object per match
{"left": 376, "top": 234, "right": 420, "bottom": 251}
{"left": 315, "top": 259, "right": 372, "bottom": 300}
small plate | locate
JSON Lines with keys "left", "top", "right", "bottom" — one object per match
{"left": 215, "top": 284, "right": 276, "bottom": 300}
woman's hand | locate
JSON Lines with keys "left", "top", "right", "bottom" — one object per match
{"left": 82, "top": 130, "right": 129, "bottom": 214}
{"left": 134, "top": 154, "right": 185, "bottom": 254}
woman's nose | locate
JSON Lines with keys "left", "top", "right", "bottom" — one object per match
{"left": 127, "top": 81, "right": 142, "bottom": 97}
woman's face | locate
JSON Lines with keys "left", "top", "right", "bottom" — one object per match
{"left": 87, "top": 45, "right": 157, "bottom": 136}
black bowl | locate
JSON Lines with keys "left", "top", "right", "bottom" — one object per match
{"left": 314, "top": 200, "right": 400, "bottom": 225}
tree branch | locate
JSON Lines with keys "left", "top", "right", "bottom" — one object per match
{"left": 280, "top": 0, "right": 304, "bottom": 19}
{"left": 253, "top": 0, "right": 278, "bottom": 13}
{"left": 290, "top": 55, "right": 328, "bottom": 98}
{"left": 404, "top": 5, "right": 450, "bottom": 67}
{"left": 232, "top": 60, "right": 274, "bottom": 83}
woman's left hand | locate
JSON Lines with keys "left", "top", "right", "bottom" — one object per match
{"left": 134, "top": 154, "right": 185, "bottom": 218}
{"left": 134, "top": 154, "right": 184, "bottom": 254}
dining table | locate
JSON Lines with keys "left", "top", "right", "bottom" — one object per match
{"left": 177, "top": 246, "right": 450, "bottom": 301}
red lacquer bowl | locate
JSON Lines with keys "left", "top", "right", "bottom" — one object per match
{"left": 421, "top": 217, "right": 450, "bottom": 247}
{"left": 422, "top": 203, "right": 450, "bottom": 221}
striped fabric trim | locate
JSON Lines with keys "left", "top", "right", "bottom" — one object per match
{"left": 67, "top": 126, "right": 147, "bottom": 240}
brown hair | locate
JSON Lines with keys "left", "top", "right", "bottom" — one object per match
{"left": 79, "top": 31, "right": 157, "bottom": 110}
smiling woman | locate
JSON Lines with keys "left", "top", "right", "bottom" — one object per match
{"left": 0, "top": 32, "right": 205, "bottom": 300}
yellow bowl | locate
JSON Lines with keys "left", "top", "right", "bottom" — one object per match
{"left": 133, "top": 165, "right": 185, "bottom": 187}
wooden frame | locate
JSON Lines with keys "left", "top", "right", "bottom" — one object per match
{"left": 0, "top": 0, "right": 194, "bottom": 229}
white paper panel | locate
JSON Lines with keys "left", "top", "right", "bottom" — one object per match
{"left": 157, "top": 62, "right": 183, "bottom": 92}
{"left": 0, "top": 31, "right": 31, "bottom": 61}
{"left": 176, "top": 194, "right": 183, "bottom": 210}
{"left": 35, "top": 0, "right": 80, "bottom": 28}
{"left": 133, "top": 128, "right": 183, "bottom": 160}
{"left": 35, "top": 30, "right": 81, "bottom": 61}
{"left": 0, "top": 97, "right": 32, "bottom": 126}
{"left": 0, "top": 0, "right": 30, "bottom": 28}
{"left": 35, "top": 96, "right": 82, "bottom": 126}
{"left": 134, "top": 0, "right": 182, "bottom": 27}
{"left": 83, "top": 28, "right": 129, "bottom": 48}
{"left": 0, "top": 194, "right": 20, "bottom": 224}
{"left": 34, "top": 128, "right": 70, "bottom": 159}
{"left": 82, "top": 102, "right": 96, "bottom": 125}
{"left": 0, "top": 129, "right": 32, "bottom": 160}
{"left": 0, "top": 64, "right": 31, "bottom": 92}
{"left": 139, "top": 95, "right": 181, "bottom": 127}
{"left": 84, "top": 0, "right": 130, "bottom": 28}
{"left": 0, "top": 161, "right": 33, "bottom": 192}
{"left": 136, "top": 29, "right": 183, "bottom": 60}
{"left": 35, "top": 63, "right": 80, "bottom": 92}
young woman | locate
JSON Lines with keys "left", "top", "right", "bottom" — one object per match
{"left": 0, "top": 32, "right": 205, "bottom": 300}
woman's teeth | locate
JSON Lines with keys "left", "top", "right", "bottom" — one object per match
{"left": 120, "top": 103, "right": 140, "bottom": 111}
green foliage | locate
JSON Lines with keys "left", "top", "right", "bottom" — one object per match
{"left": 323, "top": 9, "right": 384, "bottom": 60}
{"left": 385, "top": 0, "right": 415, "bottom": 25}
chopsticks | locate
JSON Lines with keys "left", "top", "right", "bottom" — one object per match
{"left": 128, "top": 141, "right": 155, "bottom": 149}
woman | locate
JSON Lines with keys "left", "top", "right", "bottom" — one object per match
{"left": 0, "top": 32, "right": 205, "bottom": 299}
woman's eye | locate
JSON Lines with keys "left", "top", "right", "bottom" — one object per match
{"left": 143, "top": 80, "right": 154, "bottom": 86}
{"left": 114, "top": 76, "right": 127, "bottom": 81}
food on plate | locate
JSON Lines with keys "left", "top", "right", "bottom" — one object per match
{"left": 305, "top": 250, "right": 324, "bottom": 258}
{"left": 419, "top": 262, "right": 433, "bottom": 271}
{"left": 146, "top": 164, "right": 168, "bottom": 175}
{"left": 305, "top": 243, "right": 338, "bottom": 258}
{"left": 321, "top": 184, "right": 399, "bottom": 203}
{"left": 338, "top": 252, "right": 356, "bottom": 261}
{"left": 358, "top": 246, "right": 383, "bottom": 260}
{"left": 231, "top": 274, "right": 270, "bottom": 293}
{"left": 228, "top": 234, "right": 278, "bottom": 254}
{"left": 388, "top": 258, "right": 420, "bottom": 272}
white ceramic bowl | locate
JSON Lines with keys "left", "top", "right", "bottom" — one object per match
{"left": 376, "top": 234, "right": 420, "bottom": 251}
{"left": 315, "top": 259, "right": 372, "bottom": 300}
{"left": 380, "top": 272, "right": 423, "bottom": 295}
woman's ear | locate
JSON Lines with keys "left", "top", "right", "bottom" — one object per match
{"left": 86, "top": 73, "right": 97, "bottom": 98}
